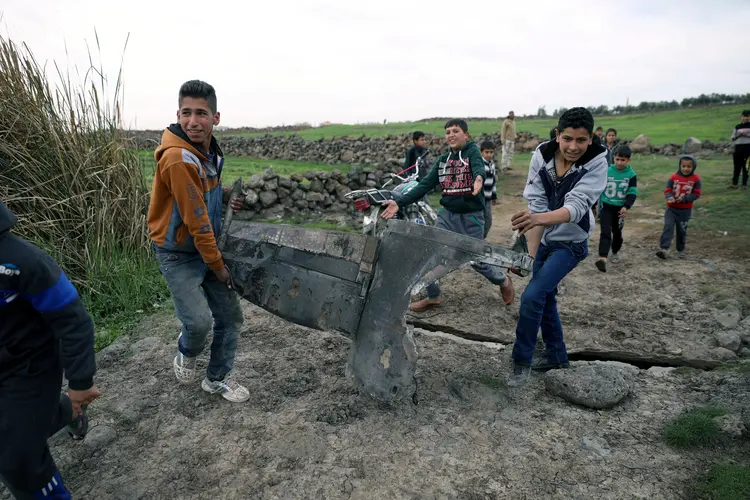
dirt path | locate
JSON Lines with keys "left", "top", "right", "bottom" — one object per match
{"left": 3, "top": 169, "right": 749, "bottom": 500}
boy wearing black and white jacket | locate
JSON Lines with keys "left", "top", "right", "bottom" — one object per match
{"left": 508, "top": 108, "right": 608, "bottom": 387}
{"left": 0, "top": 201, "right": 99, "bottom": 499}
{"left": 480, "top": 140, "right": 498, "bottom": 238}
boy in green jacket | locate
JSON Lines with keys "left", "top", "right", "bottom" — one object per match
{"left": 381, "top": 119, "right": 515, "bottom": 310}
{"left": 596, "top": 145, "right": 637, "bottom": 272}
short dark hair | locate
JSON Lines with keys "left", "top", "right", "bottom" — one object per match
{"left": 614, "top": 145, "right": 632, "bottom": 158}
{"left": 179, "top": 80, "right": 217, "bottom": 113}
{"left": 480, "top": 140, "right": 495, "bottom": 151}
{"left": 557, "top": 107, "right": 595, "bottom": 135}
{"left": 595, "top": 126, "right": 603, "bottom": 132}
{"left": 444, "top": 119, "right": 468, "bottom": 133}
{"left": 742, "top": 110, "right": 750, "bottom": 117}
{"left": 549, "top": 127, "right": 557, "bottom": 140}
{"left": 605, "top": 127, "right": 617, "bottom": 136}
{"left": 412, "top": 131, "right": 425, "bottom": 142}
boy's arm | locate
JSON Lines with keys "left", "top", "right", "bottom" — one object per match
{"left": 624, "top": 175, "right": 638, "bottom": 209}
{"left": 395, "top": 159, "right": 440, "bottom": 207}
{"left": 162, "top": 161, "right": 224, "bottom": 271}
{"left": 19, "top": 249, "right": 96, "bottom": 391}
{"left": 523, "top": 149, "right": 550, "bottom": 215}
{"left": 500, "top": 121, "right": 507, "bottom": 142}
{"left": 683, "top": 178, "right": 702, "bottom": 202}
{"left": 404, "top": 147, "right": 414, "bottom": 170}
{"left": 664, "top": 178, "right": 675, "bottom": 200}
{"left": 470, "top": 148, "right": 485, "bottom": 189}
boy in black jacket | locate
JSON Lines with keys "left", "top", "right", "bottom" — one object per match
{"left": 404, "top": 131, "right": 429, "bottom": 180}
{"left": 0, "top": 201, "right": 100, "bottom": 500}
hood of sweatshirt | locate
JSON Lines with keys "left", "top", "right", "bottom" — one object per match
{"left": 676, "top": 154, "right": 697, "bottom": 177}
{"left": 154, "top": 123, "right": 224, "bottom": 164}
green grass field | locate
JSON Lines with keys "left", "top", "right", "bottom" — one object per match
{"left": 219, "top": 105, "right": 748, "bottom": 144}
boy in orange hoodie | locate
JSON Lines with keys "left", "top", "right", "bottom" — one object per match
{"left": 147, "top": 80, "right": 248, "bottom": 403}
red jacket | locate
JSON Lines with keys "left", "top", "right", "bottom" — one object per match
{"left": 665, "top": 155, "right": 702, "bottom": 209}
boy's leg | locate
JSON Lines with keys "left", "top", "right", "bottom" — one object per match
{"left": 741, "top": 145, "right": 750, "bottom": 187}
{"left": 0, "top": 370, "right": 74, "bottom": 499}
{"left": 597, "top": 204, "right": 614, "bottom": 258}
{"left": 412, "top": 210, "right": 452, "bottom": 310}
{"left": 511, "top": 242, "right": 584, "bottom": 367}
{"left": 612, "top": 210, "right": 625, "bottom": 255}
{"left": 659, "top": 208, "right": 676, "bottom": 251}
{"left": 674, "top": 209, "right": 690, "bottom": 253}
{"left": 201, "top": 275, "right": 244, "bottom": 381}
{"left": 156, "top": 252, "right": 213, "bottom": 379}
{"left": 483, "top": 202, "right": 492, "bottom": 239}
{"left": 732, "top": 148, "right": 744, "bottom": 186}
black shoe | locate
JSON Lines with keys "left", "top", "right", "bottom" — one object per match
{"left": 67, "top": 404, "right": 88, "bottom": 440}
{"left": 595, "top": 259, "right": 607, "bottom": 273}
{"left": 507, "top": 362, "right": 531, "bottom": 387}
{"left": 531, "top": 357, "right": 571, "bottom": 372}
{"left": 656, "top": 250, "right": 667, "bottom": 260}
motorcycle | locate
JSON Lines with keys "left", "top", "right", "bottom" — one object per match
{"left": 344, "top": 152, "right": 437, "bottom": 237}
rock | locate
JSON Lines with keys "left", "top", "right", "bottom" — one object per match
{"left": 712, "top": 347, "right": 738, "bottom": 361}
{"left": 739, "top": 317, "right": 750, "bottom": 338}
{"left": 715, "top": 305, "right": 741, "bottom": 329}
{"left": 580, "top": 436, "right": 611, "bottom": 458}
{"left": 714, "top": 330, "right": 742, "bottom": 352}
{"left": 309, "top": 178, "right": 324, "bottom": 193}
{"left": 291, "top": 189, "right": 305, "bottom": 201}
{"left": 365, "top": 180, "right": 377, "bottom": 187}
{"left": 295, "top": 200, "right": 308, "bottom": 209}
{"left": 281, "top": 196, "right": 294, "bottom": 208}
{"left": 522, "top": 139, "right": 540, "bottom": 151}
{"left": 263, "top": 177, "right": 278, "bottom": 191}
{"left": 263, "top": 169, "right": 278, "bottom": 180}
{"left": 303, "top": 171, "right": 317, "bottom": 181}
{"left": 683, "top": 137, "right": 702, "bottom": 154}
{"left": 647, "top": 366, "right": 676, "bottom": 377}
{"left": 318, "top": 171, "right": 330, "bottom": 180}
{"left": 545, "top": 364, "right": 631, "bottom": 409}
{"left": 290, "top": 173, "right": 304, "bottom": 182}
{"left": 340, "top": 151, "right": 355, "bottom": 162}
{"left": 84, "top": 425, "right": 117, "bottom": 450}
{"left": 713, "top": 414, "right": 746, "bottom": 438}
{"left": 243, "top": 189, "right": 259, "bottom": 206}
{"left": 247, "top": 174, "right": 264, "bottom": 190}
{"left": 278, "top": 177, "right": 293, "bottom": 189}
{"left": 95, "top": 336, "right": 129, "bottom": 368}
{"left": 325, "top": 179, "right": 340, "bottom": 193}
{"left": 701, "top": 259, "right": 716, "bottom": 271}
{"left": 306, "top": 192, "right": 325, "bottom": 203}
{"left": 259, "top": 191, "right": 279, "bottom": 207}
{"left": 629, "top": 134, "right": 650, "bottom": 153}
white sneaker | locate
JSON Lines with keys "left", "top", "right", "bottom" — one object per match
{"left": 610, "top": 253, "right": 620, "bottom": 264}
{"left": 173, "top": 352, "right": 198, "bottom": 384}
{"left": 201, "top": 375, "right": 250, "bottom": 403}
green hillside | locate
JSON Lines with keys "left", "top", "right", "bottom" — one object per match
{"left": 220, "top": 104, "right": 747, "bottom": 145}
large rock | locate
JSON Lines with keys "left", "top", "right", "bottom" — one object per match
{"left": 258, "top": 190, "right": 278, "bottom": 207}
{"left": 340, "top": 150, "right": 355, "bottom": 162}
{"left": 306, "top": 192, "right": 325, "bottom": 203}
{"left": 712, "top": 347, "right": 738, "bottom": 361}
{"left": 243, "top": 189, "right": 259, "bottom": 206}
{"left": 715, "top": 305, "right": 742, "bottom": 329}
{"left": 714, "top": 330, "right": 742, "bottom": 352}
{"left": 683, "top": 137, "right": 702, "bottom": 154}
{"left": 263, "top": 177, "right": 279, "bottom": 191}
{"left": 84, "top": 425, "right": 117, "bottom": 451}
{"left": 628, "top": 134, "right": 650, "bottom": 153}
{"left": 309, "top": 178, "right": 324, "bottom": 193}
{"left": 247, "top": 174, "right": 264, "bottom": 190}
{"left": 545, "top": 363, "right": 633, "bottom": 409}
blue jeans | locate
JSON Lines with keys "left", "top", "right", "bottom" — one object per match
{"left": 511, "top": 241, "right": 588, "bottom": 366}
{"left": 156, "top": 251, "right": 243, "bottom": 381}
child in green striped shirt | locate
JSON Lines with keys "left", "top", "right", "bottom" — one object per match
{"left": 596, "top": 145, "right": 637, "bottom": 272}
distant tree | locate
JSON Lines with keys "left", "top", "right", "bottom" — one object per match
{"left": 536, "top": 106, "right": 548, "bottom": 118}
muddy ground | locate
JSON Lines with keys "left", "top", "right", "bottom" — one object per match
{"left": 4, "top": 171, "right": 750, "bottom": 499}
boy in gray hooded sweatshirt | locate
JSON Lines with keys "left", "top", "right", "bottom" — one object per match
{"left": 508, "top": 108, "right": 608, "bottom": 387}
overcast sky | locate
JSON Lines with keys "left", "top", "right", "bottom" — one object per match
{"left": 2, "top": 1, "right": 748, "bottom": 130}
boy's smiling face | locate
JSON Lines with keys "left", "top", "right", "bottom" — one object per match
{"left": 445, "top": 125, "right": 468, "bottom": 150}
{"left": 481, "top": 149, "right": 494, "bottom": 162}
{"left": 556, "top": 127, "right": 592, "bottom": 162}
{"left": 742, "top": 114, "right": 750, "bottom": 124}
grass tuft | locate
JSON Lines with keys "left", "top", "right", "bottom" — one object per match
{"left": 663, "top": 406, "right": 728, "bottom": 448}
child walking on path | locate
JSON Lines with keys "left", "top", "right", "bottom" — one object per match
{"left": 730, "top": 109, "right": 750, "bottom": 190}
{"left": 596, "top": 145, "right": 637, "bottom": 272}
{"left": 657, "top": 155, "right": 702, "bottom": 260}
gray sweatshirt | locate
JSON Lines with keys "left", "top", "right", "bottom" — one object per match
{"left": 523, "top": 140, "right": 608, "bottom": 245}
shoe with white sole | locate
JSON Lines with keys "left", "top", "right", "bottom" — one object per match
{"left": 173, "top": 352, "right": 198, "bottom": 384}
{"left": 201, "top": 375, "right": 250, "bottom": 403}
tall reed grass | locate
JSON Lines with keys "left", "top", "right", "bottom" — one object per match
{"left": 0, "top": 32, "right": 167, "bottom": 342}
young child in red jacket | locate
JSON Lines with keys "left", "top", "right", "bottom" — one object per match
{"left": 656, "top": 155, "right": 702, "bottom": 259}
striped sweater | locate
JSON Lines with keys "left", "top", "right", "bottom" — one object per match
{"left": 483, "top": 159, "right": 497, "bottom": 201}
